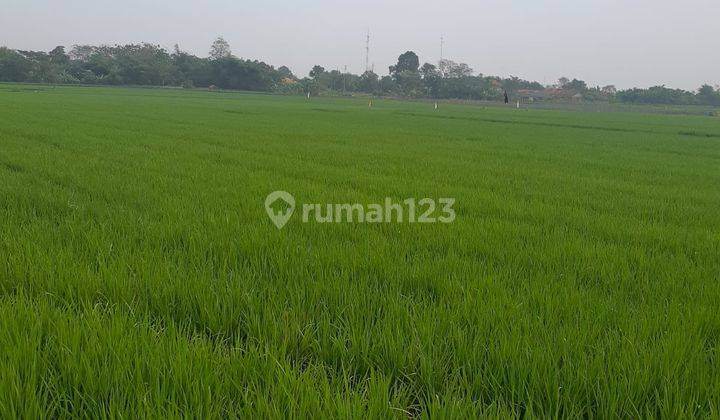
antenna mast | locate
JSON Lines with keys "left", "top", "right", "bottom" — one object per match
{"left": 365, "top": 30, "right": 370, "bottom": 72}
{"left": 440, "top": 35, "right": 444, "bottom": 62}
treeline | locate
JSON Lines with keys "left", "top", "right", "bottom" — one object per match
{"left": 302, "top": 51, "right": 544, "bottom": 101}
{"left": 0, "top": 39, "right": 287, "bottom": 91}
{"left": 1, "top": 37, "right": 718, "bottom": 106}
{"left": 617, "top": 85, "right": 720, "bottom": 106}
{"left": 0, "top": 40, "right": 542, "bottom": 100}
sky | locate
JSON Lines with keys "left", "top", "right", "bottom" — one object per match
{"left": 1, "top": 0, "right": 718, "bottom": 90}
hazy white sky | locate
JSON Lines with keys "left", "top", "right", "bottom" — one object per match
{"left": 1, "top": 0, "right": 718, "bottom": 89}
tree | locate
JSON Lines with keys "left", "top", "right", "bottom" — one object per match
{"left": 277, "top": 66, "right": 295, "bottom": 80}
{"left": 388, "top": 51, "right": 422, "bottom": 96}
{"left": 209, "top": 37, "right": 232, "bottom": 60}
{"left": 67, "top": 45, "right": 114, "bottom": 83}
{"left": 309, "top": 65, "right": 325, "bottom": 79}
{"left": 379, "top": 75, "right": 397, "bottom": 95}
{"left": 697, "top": 84, "right": 720, "bottom": 106}
{"left": 16, "top": 50, "right": 56, "bottom": 83}
{"left": 211, "top": 57, "right": 280, "bottom": 91}
{"left": 616, "top": 85, "right": 695, "bottom": 105}
{"left": 420, "top": 62, "right": 437, "bottom": 77}
{"left": 420, "top": 63, "right": 441, "bottom": 97}
{"left": 564, "top": 79, "right": 588, "bottom": 92}
{"left": 110, "top": 43, "right": 176, "bottom": 86}
{"left": 325, "top": 69, "right": 344, "bottom": 91}
{"left": 601, "top": 85, "right": 617, "bottom": 95}
{"left": 301, "top": 78, "right": 322, "bottom": 96}
{"left": 0, "top": 47, "right": 31, "bottom": 82}
{"left": 49, "top": 46, "right": 69, "bottom": 66}
{"left": 389, "top": 51, "right": 419, "bottom": 78}
{"left": 3, "top": 38, "right": 714, "bottom": 105}
{"left": 395, "top": 71, "right": 424, "bottom": 97}
{"left": 172, "top": 44, "right": 212, "bottom": 87}
{"left": 358, "top": 70, "right": 379, "bottom": 94}
{"left": 45, "top": 46, "right": 71, "bottom": 82}
{"left": 439, "top": 60, "right": 473, "bottom": 78}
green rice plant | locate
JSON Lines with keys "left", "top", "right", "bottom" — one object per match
{"left": 0, "top": 85, "right": 719, "bottom": 417}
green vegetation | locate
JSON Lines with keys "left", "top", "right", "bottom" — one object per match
{"left": 3, "top": 39, "right": 719, "bottom": 105}
{"left": 1, "top": 85, "right": 719, "bottom": 417}
{"left": 617, "top": 84, "right": 720, "bottom": 107}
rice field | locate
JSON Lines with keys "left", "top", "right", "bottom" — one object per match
{"left": 1, "top": 84, "right": 719, "bottom": 417}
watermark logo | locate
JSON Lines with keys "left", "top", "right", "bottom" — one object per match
{"left": 265, "top": 190, "right": 296, "bottom": 229}
{"left": 264, "top": 191, "right": 456, "bottom": 229}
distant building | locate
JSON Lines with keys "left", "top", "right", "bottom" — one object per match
{"left": 517, "top": 88, "right": 580, "bottom": 103}
{"left": 517, "top": 88, "right": 563, "bottom": 102}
